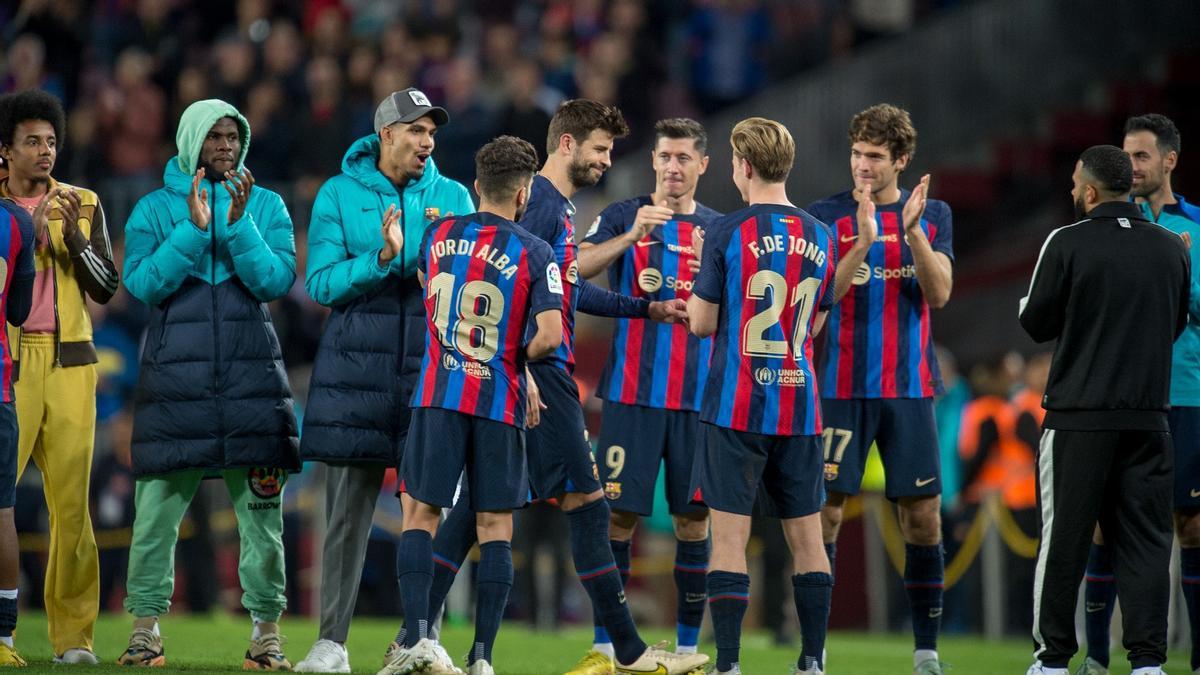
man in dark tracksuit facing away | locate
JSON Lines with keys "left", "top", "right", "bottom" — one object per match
{"left": 1019, "top": 145, "right": 1190, "bottom": 675}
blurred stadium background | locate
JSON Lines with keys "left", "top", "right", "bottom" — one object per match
{"left": 3, "top": 0, "right": 1200, "bottom": 669}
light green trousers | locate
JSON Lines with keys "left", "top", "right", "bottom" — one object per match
{"left": 123, "top": 468, "right": 288, "bottom": 621}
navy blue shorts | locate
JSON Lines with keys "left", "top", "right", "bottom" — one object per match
{"left": 0, "top": 402, "right": 16, "bottom": 509}
{"left": 1170, "top": 406, "right": 1200, "bottom": 509}
{"left": 690, "top": 423, "right": 824, "bottom": 519}
{"left": 821, "top": 398, "right": 941, "bottom": 500}
{"left": 526, "top": 362, "right": 601, "bottom": 500}
{"left": 401, "top": 407, "right": 528, "bottom": 511}
{"left": 597, "top": 401, "right": 705, "bottom": 516}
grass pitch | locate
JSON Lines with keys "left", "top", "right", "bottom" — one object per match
{"left": 6, "top": 612, "right": 1183, "bottom": 673}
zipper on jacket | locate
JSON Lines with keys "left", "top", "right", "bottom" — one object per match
{"left": 50, "top": 232, "right": 62, "bottom": 367}
{"left": 383, "top": 187, "right": 406, "bottom": 444}
{"left": 398, "top": 184, "right": 406, "bottom": 277}
{"left": 210, "top": 185, "right": 224, "bottom": 450}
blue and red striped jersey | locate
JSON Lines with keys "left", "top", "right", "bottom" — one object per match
{"left": 413, "top": 211, "right": 563, "bottom": 428}
{"left": 0, "top": 200, "right": 35, "bottom": 403}
{"left": 692, "top": 204, "right": 837, "bottom": 436}
{"left": 584, "top": 197, "right": 722, "bottom": 411}
{"left": 807, "top": 190, "right": 953, "bottom": 400}
{"left": 518, "top": 175, "right": 580, "bottom": 372}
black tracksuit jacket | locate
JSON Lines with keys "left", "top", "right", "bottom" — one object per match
{"left": 1019, "top": 200, "right": 1190, "bottom": 431}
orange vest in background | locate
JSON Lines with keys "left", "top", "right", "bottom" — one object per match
{"left": 959, "top": 395, "right": 1038, "bottom": 510}
{"left": 1012, "top": 388, "right": 1046, "bottom": 427}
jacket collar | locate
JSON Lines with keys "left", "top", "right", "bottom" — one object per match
{"left": 1162, "top": 193, "right": 1193, "bottom": 216}
{"left": 0, "top": 174, "right": 61, "bottom": 199}
{"left": 341, "top": 134, "right": 441, "bottom": 196}
{"left": 1086, "top": 200, "right": 1147, "bottom": 222}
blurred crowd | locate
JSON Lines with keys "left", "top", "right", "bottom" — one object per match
{"left": 2, "top": 0, "right": 962, "bottom": 223}
{"left": 4, "top": 0, "right": 974, "bottom": 632}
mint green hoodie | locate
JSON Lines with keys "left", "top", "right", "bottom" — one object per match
{"left": 124, "top": 99, "right": 296, "bottom": 306}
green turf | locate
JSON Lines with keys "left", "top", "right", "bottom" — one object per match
{"left": 4, "top": 612, "right": 1185, "bottom": 673}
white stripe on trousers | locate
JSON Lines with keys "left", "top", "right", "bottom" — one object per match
{"left": 1032, "top": 428, "right": 1056, "bottom": 660}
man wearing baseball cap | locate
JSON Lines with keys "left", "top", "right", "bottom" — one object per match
{"left": 295, "top": 88, "right": 473, "bottom": 674}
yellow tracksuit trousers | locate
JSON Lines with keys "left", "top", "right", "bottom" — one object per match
{"left": 14, "top": 334, "right": 99, "bottom": 655}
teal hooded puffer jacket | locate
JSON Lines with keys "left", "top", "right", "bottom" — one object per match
{"left": 299, "top": 134, "right": 474, "bottom": 464}
{"left": 123, "top": 99, "right": 299, "bottom": 476}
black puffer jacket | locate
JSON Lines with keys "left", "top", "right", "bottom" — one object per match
{"left": 300, "top": 275, "right": 425, "bottom": 464}
{"left": 131, "top": 278, "right": 300, "bottom": 476}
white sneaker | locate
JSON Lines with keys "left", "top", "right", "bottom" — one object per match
{"left": 466, "top": 660, "right": 494, "bottom": 675}
{"left": 295, "top": 639, "right": 351, "bottom": 673}
{"left": 383, "top": 640, "right": 461, "bottom": 675}
{"left": 1074, "top": 657, "right": 1109, "bottom": 675}
{"left": 617, "top": 645, "right": 709, "bottom": 674}
{"left": 54, "top": 648, "right": 100, "bottom": 664}
{"left": 432, "top": 642, "right": 459, "bottom": 673}
{"left": 1026, "top": 663, "right": 1069, "bottom": 675}
{"left": 793, "top": 668, "right": 823, "bottom": 675}
{"left": 378, "top": 638, "right": 437, "bottom": 675}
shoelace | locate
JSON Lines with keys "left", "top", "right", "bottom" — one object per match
{"left": 128, "top": 628, "right": 159, "bottom": 652}
{"left": 254, "top": 633, "right": 287, "bottom": 656}
{"left": 384, "top": 643, "right": 414, "bottom": 667}
{"left": 647, "top": 642, "right": 694, "bottom": 663}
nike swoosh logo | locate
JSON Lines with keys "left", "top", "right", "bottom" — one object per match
{"left": 915, "top": 477, "right": 936, "bottom": 487}
{"left": 840, "top": 234, "right": 858, "bottom": 243}
{"left": 1085, "top": 602, "right": 1107, "bottom": 613}
{"left": 617, "top": 666, "right": 667, "bottom": 675}
{"left": 636, "top": 240, "right": 660, "bottom": 247}
{"left": 1191, "top": 489, "right": 1200, "bottom": 498}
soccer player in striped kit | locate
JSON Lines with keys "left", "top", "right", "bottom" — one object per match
{"left": 390, "top": 101, "right": 706, "bottom": 675}
{"left": 688, "top": 117, "right": 836, "bottom": 675}
{"left": 0, "top": 191, "right": 37, "bottom": 667}
{"left": 806, "top": 104, "right": 952, "bottom": 675}
{"left": 576, "top": 118, "right": 720, "bottom": 664}
{"left": 386, "top": 136, "right": 563, "bottom": 675}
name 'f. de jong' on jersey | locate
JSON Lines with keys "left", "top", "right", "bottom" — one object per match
{"left": 692, "top": 204, "right": 837, "bottom": 436}
{"left": 414, "top": 211, "right": 562, "bottom": 428}
{"left": 807, "top": 189, "right": 954, "bottom": 400}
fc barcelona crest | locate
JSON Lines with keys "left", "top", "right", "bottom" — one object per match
{"left": 605, "top": 482, "right": 622, "bottom": 500}
{"left": 823, "top": 463, "right": 839, "bottom": 482}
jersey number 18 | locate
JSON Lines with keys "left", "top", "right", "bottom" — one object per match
{"left": 428, "top": 272, "right": 506, "bottom": 361}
